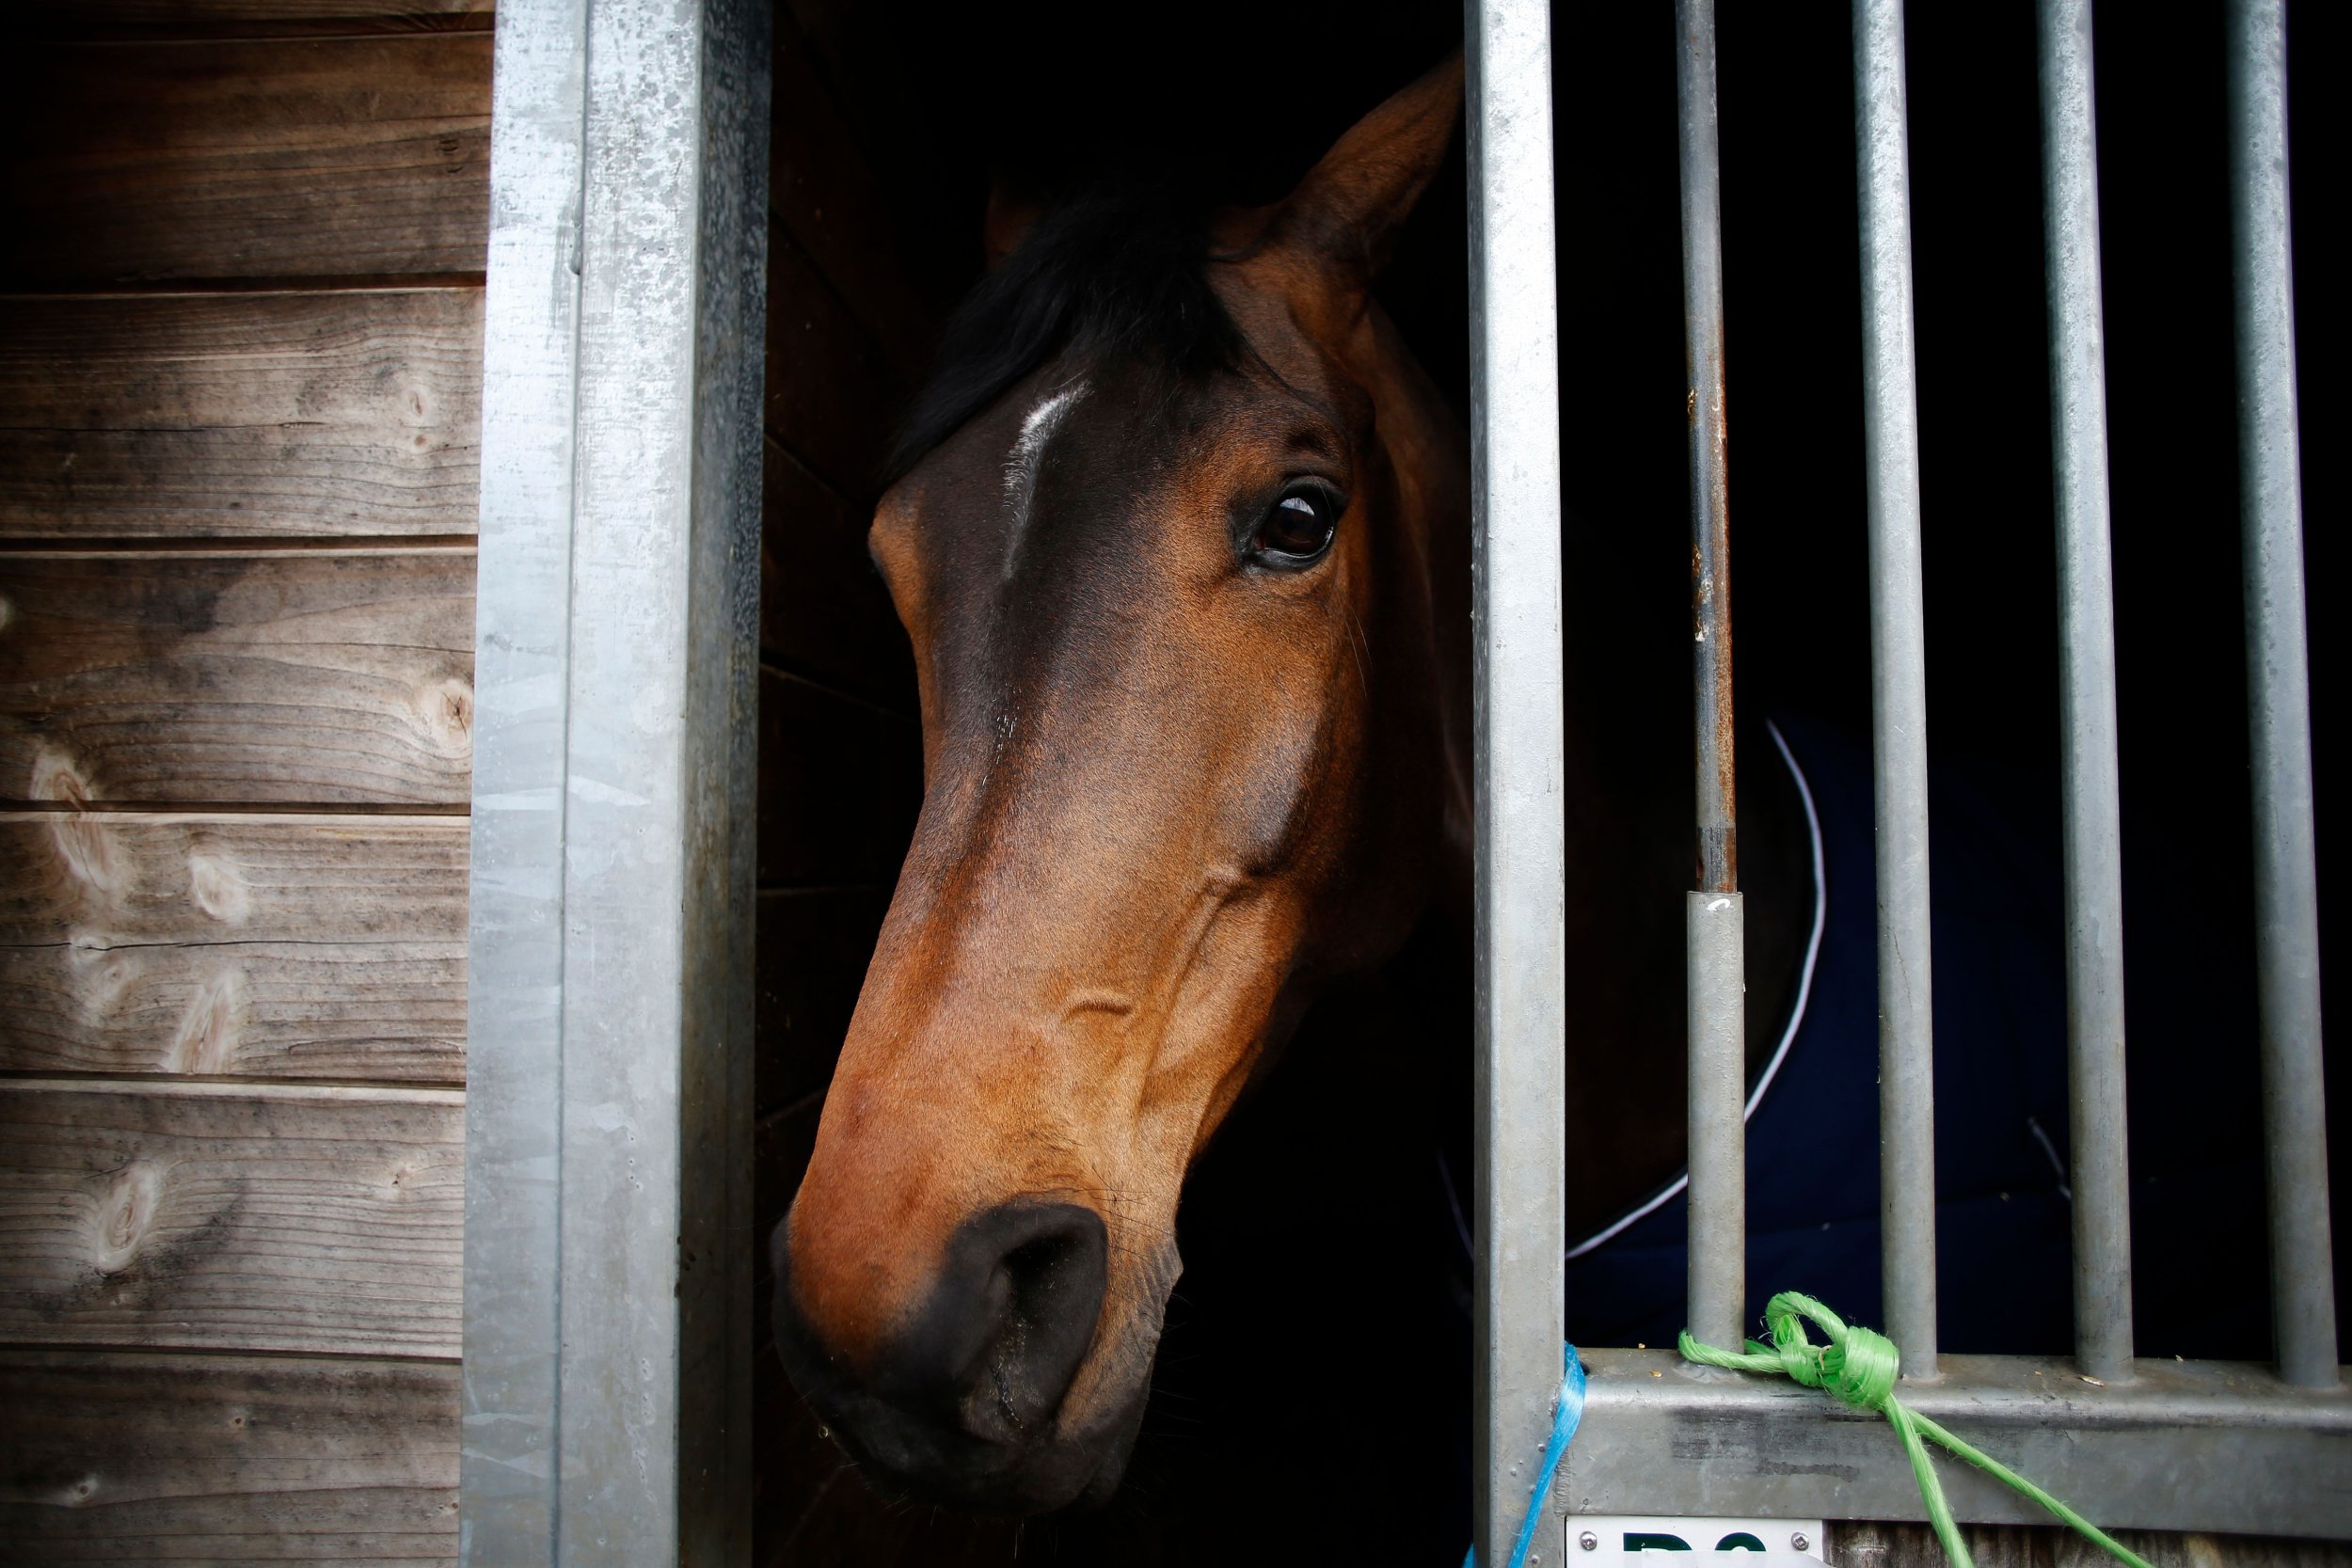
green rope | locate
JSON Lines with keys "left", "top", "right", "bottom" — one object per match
{"left": 1678, "top": 1292, "right": 2155, "bottom": 1568}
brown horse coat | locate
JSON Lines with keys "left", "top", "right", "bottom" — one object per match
{"left": 773, "top": 56, "right": 1472, "bottom": 1513}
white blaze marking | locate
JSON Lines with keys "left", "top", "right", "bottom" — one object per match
{"left": 1002, "top": 378, "right": 1087, "bottom": 577}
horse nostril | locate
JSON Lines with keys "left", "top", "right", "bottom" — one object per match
{"left": 771, "top": 1196, "right": 1114, "bottom": 1493}
{"left": 894, "top": 1200, "right": 1108, "bottom": 1444}
{"left": 975, "top": 1215, "right": 1106, "bottom": 1436}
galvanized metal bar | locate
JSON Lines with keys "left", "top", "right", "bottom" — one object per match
{"left": 465, "top": 2, "right": 768, "bottom": 1563}
{"left": 2228, "top": 0, "right": 2340, "bottom": 1392}
{"left": 1557, "top": 1349, "right": 2352, "bottom": 1535}
{"left": 2037, "top": 0, "right": 2135, "bottom": 1386}
{"left": 1675, "top": 0, "right": 1745, "bottom": 1357}
{"left": 1851, "top": 0, "right": 1937, "bottom": 1381}
{"left": 558, "top": 3, "right": 767, "bottom": 1562}
{"left": 1687, "top": 892, "right": 1746, "bottom": 1353}
{"left": 1466, "top": 0, "right": 1567, "bottom": 1559}
{"left": 461, "top": 0, "right": 588, "bottom": 1559}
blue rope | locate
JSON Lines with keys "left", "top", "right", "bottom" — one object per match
{"left": 1463, "top": 1344, "right": 1585, "bottom": 1568}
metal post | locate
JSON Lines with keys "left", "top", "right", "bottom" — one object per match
{"left": 1687, "top": 893, "right": 1746, "bottom": 1351}
{"left": 461, "top": 2, "right": 584, "bottom": 1555}
{"left": 1851, "top": 0, "right": 1937, "bottom": 1381}
{"left": 2227, "top": 0, "right": 2339, "bottom": 1391}
{"left": 1677, "top": 0, "right": 1745, "bottom": 1357}
{"left": 463, "top": 1, "right": 770, "bottom": 1562}
{"left": 1467, "top": 0, "right": 1567, "bottom": 1560}
{"left": 2037, "top": 0, "right": 2135, "bottom": 1385}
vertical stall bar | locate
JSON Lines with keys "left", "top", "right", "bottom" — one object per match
{"left": 2227, "top": 0, "right": 2339, "bottom": 1392}
{"left": 465, "top": 1, "right": 770, "bottom": 1562}
{"left": 1851, "top": 0, "right": 1938, "bottom": 1381}
{"left": 1676, "top": 0, "right": 1746, "bottom": 1358}
{"left": 1466, "top": 0, "right": 1567, "bottom": 1559}
{"left": 2037, "top": 0, "right": 2136, "bottom": 1384}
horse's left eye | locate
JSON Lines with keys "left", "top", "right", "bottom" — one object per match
{"left": 1251, "top": 485, "right": 1342, "bottom": 566}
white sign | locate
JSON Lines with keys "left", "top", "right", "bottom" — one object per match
{"left": 1565, "top": 1514, "right": 1828, "bottom": 1568}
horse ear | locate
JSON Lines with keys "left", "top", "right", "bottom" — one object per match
{"left": 984, "top": 173, "right": 1046, "bottom": 268}
{"left": 1265, "top": 50, "right": 1464, "bottom": 286}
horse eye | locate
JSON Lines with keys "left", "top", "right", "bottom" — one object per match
{"left": 1251, "top": 487, "right": 1341, "bottom": 565}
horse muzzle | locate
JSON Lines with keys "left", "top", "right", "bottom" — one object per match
{"left": 770, "top": 1199, "right": 1147, "bottom": 1513}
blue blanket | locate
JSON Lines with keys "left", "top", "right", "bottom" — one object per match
{"left": 1560, "top": 714, "right": 2275, "bottom": 1358}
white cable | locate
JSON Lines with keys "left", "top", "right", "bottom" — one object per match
{"left": 1563, "top": 718, "right": 1827, "bottom": 1260}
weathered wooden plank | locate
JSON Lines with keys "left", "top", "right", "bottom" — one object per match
{"left": 769, "top": 27, "right": 942, "bottom": 383}
{"left": 0, "top": 815, "right": 465, "bottom": 1082}
{"left": 18, "top": 1, "right": 491, "bottom": 40}
{"left": 0, "top": 1081, "right": 462, "bottom": 1357}
{"left": 0, "top": 293, "right": 482, "bottom": 541}
{"left": 755, "top": 884, "right": 887, "bottom": 1116}
{"left": 0, "top": 36, "right": 490, "bottom": 287}
{"left": 760, "top": 438, "right": 914, "bottom": 710}
{"left": 0, "top": 550, "right": 475, "bottom": 807}
{"left": 756, "top": 667, "right": 920, "bottom": 890}
{"left": 0, "top": 1350, "right": 457, "bottom": 1565}
{"left": 764, "top": 226, "right": 905, "bottom": 501}
{"left": 1830, "top": 1521, "right": 2352, "bottom": 1568}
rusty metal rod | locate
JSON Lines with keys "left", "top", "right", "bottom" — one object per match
{"left": 1676, "top": 0, "right": 1745, "bottom": 1358}
{"left": 1680, "top": 0, "right": 1736, "bottom": 900}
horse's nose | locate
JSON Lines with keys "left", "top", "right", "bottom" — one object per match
{"left": 775, "top": 1197, "right": 1144, "bottom": 1509}
{"left": 876, "top": 1200, "right": 1109, "bottom": 1443}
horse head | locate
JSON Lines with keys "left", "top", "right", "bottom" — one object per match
{"left": 772, "top": 55, "right": 1470, "bottom": 1513}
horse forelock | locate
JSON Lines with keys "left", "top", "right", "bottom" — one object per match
{"left": 887, "top": 189, "right": 1243, "bottom": 483}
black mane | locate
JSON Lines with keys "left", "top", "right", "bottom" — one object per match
{"left": 886, "top": 190, "right": 1243, "bottom": 481}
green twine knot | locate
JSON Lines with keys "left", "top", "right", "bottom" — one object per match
{"left": 1680, "top": 1292, "right": 2155, "bottom": 1568}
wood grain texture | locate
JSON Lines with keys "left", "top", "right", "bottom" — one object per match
{"left": 0, "top": 35, "right": 490, "bottom": 287}
{"left": 764, "top": 226, "right": 905, "bottom": 502}
{"left": 0, "top": 1350, "right": 457, "bottom": 1565}
{"left": 0, "top": 550, "right": 475, "bottom": 807}
{"left": 755, "top": 884, "right": 888, "bottom": 1116}
{"left": 1829, "top": 1522, "right": 2352, "bottom": 1568}
{"left": 756, "top": 668, "right": 920, "bottom": 889}
{"left": 0, "top": 1081, "right": 462, "bottom": 1357}
{"left": 20, "top": 1, "right": 491, "bottom": 40}
{"left": 760, "top": 437, "right": 914, "bottom": 710}
{"left": 0, "top": 292, "right": 482, "bottom": 541}
{"left": 0, "top": 815, "right": 465, "bottom": 1081}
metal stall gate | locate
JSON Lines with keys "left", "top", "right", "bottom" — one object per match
{"left": 1465, "top": 1, "right": 2345, "bottom": 1562}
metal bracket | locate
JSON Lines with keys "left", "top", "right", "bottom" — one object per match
{"left": 1556, "top": 1350, "right": 2352, "bottom": 1539}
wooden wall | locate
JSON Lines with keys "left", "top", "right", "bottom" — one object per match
{"left": 0, "top": 3, "right": 489, "bottom": 1561}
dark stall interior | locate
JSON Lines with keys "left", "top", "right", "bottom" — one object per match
{"left": 753, "top": 3, "right": 2343, "bottom": 1562}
